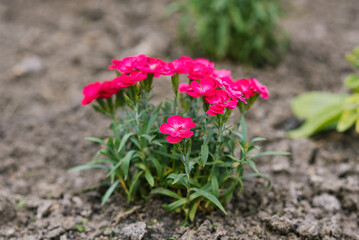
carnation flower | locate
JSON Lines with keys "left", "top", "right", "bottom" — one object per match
{"left": 81, "top": 80, "right": 119, "bottom": 105}
{"left": 187, "top": 77, "right": 217, "bottom": 97}
{"left": 113, "top": 71, "right": 148, "bottom": 88}
{"left": 160, "top": 115, "right": 196, "bottom": 143}
{"left": 233, "top": 78, "right": 269, "bottom": 99}
{"left": 109, "top": 54, "right": 149, "bottom": 73}
{"left": 204, "top": 90, "right": 238, "bottom": 116}
{"left": 178, "top": 83, "right": 190, "bottom": 93}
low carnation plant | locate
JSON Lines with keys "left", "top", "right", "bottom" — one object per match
{"left": 71, "top": 54, "right": 288, "bottom": 222}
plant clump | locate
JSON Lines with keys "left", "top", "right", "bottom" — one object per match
{"left": 169, "top": 0, "right": 289, "bottom": 67}
{"left": 73, "top": 54, "right": 288, "bottom": 222}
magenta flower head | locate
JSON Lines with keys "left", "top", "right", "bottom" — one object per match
{"left": 160, "top": 115, "right": 196, "bottom": 143}
{"left": 81, "top": 80, "right": 120, "bottom": 105}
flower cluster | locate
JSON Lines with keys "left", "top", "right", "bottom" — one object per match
{"left": 82, "top": 54, "right": 269, "bottom": 117}
{"left": 77, "top": 54, "right": 283, "bottom": 222}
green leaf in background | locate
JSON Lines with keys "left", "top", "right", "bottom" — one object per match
{"left": 189, "top": 202, "right": 199, "bottom": 222}
{"left": 69, "top": 164, "right": 109, "bottom": 172}
{"left": 288, "top": 102, "right": 345, "bottom": 138}
{"left": 118, "top": 133, "right": 134, "bottom": 152}
{"left": 164, "top": 198, "right": 187, "bottom": 212}
{"left": 211, "top": 175, "right": 219, "bottom": 198}
{"left": 101, "top": 181, "right": 119, "bottom": 205}
{"left": 337, "top": 94, "right": 359, "bottom": 132}
{"left": 127, "top": 171, "right": 143, "bottom": 202}
{"left": 344, "top": 74, "right": 359, "bottom": 90}
{"left": 201, "top": 144, "right": 209, "bottom": 166}
{"left": 151, "top": 188, "right": 182, "bottom": 200}
{"left": 193, "top": 188, "right": 227, "bottom": 215}
{"left": 145, "top": 170, "right": 155, "bottom": 187}
{"left": 291, "top": 92, "right": 348, "bottom": 120}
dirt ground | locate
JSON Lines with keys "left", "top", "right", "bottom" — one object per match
{"left": 1, "top": 0, "right": 359, "bottom": 239}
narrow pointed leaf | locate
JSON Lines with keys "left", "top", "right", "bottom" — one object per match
{"left": 101, "top": 181, "right": 119, "bottom": 205}
{"left": 193, "top": 188, "right": 227, "bottom": 215}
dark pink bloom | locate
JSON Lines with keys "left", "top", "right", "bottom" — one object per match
{"left": 206, "top": 104, "right": 225, "bottom": 116}
{"left": 113, "top": 71, "right": 148, "bottom": 88}
{"left": 138, "top": 57, "right": 167, "bottom": 77}
{"left": 213, "top": 69, "right": 233, "bottom": 83}
{"left": 204, "top": 90, "right": 238, "bottom": 115}
{"left": 187, "top": 61, "right": 214, "bottom": 80}
{"left": 187, "top": 77, "right": 217, "bottom": 97}
{"left": 109, "top": 54, "right": 149, "bottom": 73}
{"left": 160, "top": 115, "right": 196, "bottom": 143}
{"left": 204, "top": 90, "right": 230, "bottom": 105}
{"left": 233, "top": 78, "right": 269, "bottom": 99}
{"left": 179, "top": 83, "right": 190, "bottom": 93}
{"left": 81, "top": 80, "right": 120, "bottom": 105}
{"left": 166, "top": 57, "right": 193, "bottom": 75}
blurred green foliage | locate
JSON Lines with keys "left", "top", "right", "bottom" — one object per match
{"left": 289, "top": 46, "right": 359, "bottom": 138}
{"left": 169, "top": 0, "right": 289, "bottom": 67}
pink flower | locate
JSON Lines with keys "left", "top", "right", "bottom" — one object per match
{"left": 187, "top": 77, "right": 217, "bottom": 97}
{"left": 187, "top": 60, "right": 214, "bottom": 80}
{"left": 213, "top": 69, "right": 233, "bottom": 83}
{"left": 233, "top": 78, "right": 269, "bottom": 99}
{"left": 165, "top": 57, "right": 193, "bottom": 75}
{"left": 137, "top": 57, "right": 167, "bottom": 77}
{"left": 179, "top": 83, "right": 190, "bottom": 93}
{"left": 204, "top": 90, "right": 238, "bottom": 115}
{"left": 160, "top": 115, "right": 196, "bottom": 143}
{"left": 109, "top": 54, "right": 149, "bottom": 73}
{"left": 206, "top": 104, "right": 225, "bottom": 116}
{"left": 81, "top": 80, "right": 120, "bottom": 105}
{"left": 113, "top": 71, "right": 148, "bottom": 88}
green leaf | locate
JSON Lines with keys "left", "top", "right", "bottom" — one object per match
{"left": 108, "top": 150, "right": 136, "bottom": 180}
{"left": 85, "top": 137, "right": 106, "bottom": 145}
{"left": 127, "top": 171, "right": 143, "bottom": 202}
{"left": 211, "top": 175, "right": 219, "bottom": 198}
{"left": 240, "top": 115, "right": 247, "bottom": 140}
{"left": 189, "top": 202, "right": 199, "bottom": 222}
{"left": 118, "top": 133, "right": 134, "bottom": 152}
{"left": 344, "top": 74, "right": 359, "bottom": 90}
{"left": 217, "top": 16, "right": 229, "bottom": 58}
{"left": 229, "top": 7, "right": 244, "bottom": 32}
{"left": 193, "top": 188, "right": 227, "bottom": 215}
{"left": 167, "top": 173, "right": 186, "bottom": 185}
{"left": 151, "top": 188, "right": 182, "bottom": 200}
{"left": 122, "top": 150, "right": 136, "bottom": 180}
{"left": 288, "top": 102, "right": 346, "bottom": 138}
{"left": 164, "top": 198, "right": 187, "bottom": 212}
{"left": 246, "top": 158, "right": 259, "bottom": 174}
{"left": 69, "top": 164, "right": 109, "bottom": 172}
{"left": 145, "top": 170, "right": 154, "bottom": 187}
{"left": 101, "top": 181, "right": 119, "bottom": 205}
{"left": 201, "top": 144, "right": 209, "bottom": 166}
{"left": 291, "top": 92, "right": 348, "bottom": 120}
{"left": 250, "top": 137, "right": 266, "bottom": 144}
{"left": 337, "top": 109, "right": 358, "bottom": 132}
{"left": 149, "top": 156, "right": 162, "bottom": 179}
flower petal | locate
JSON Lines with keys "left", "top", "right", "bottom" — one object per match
{"left": 167, "top": 115, "right": 183, "bottom": 127}
{"left": 178, "top": 130, "right": 194, "bottom": 138}
{"left": 183, "top": 117, "right": 196, "bottom": 129}
{"left": 166, "top": 136, "right": 183, "bottom": 144}
{"left": 160, "top": 123, "right": 173, "bottom": 135}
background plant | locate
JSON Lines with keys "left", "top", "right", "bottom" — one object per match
{"left": 289, "top": 46, "right": 359, "bottom": 138}
{"left": 168, "top": 0, "right": 289, "bottom": 67}
{"left": 72, "top": 54, "right": 288, "bottom": 222}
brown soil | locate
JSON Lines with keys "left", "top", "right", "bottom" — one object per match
{"left": 1, "top": 0, "right": 358, "bottom": 239}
